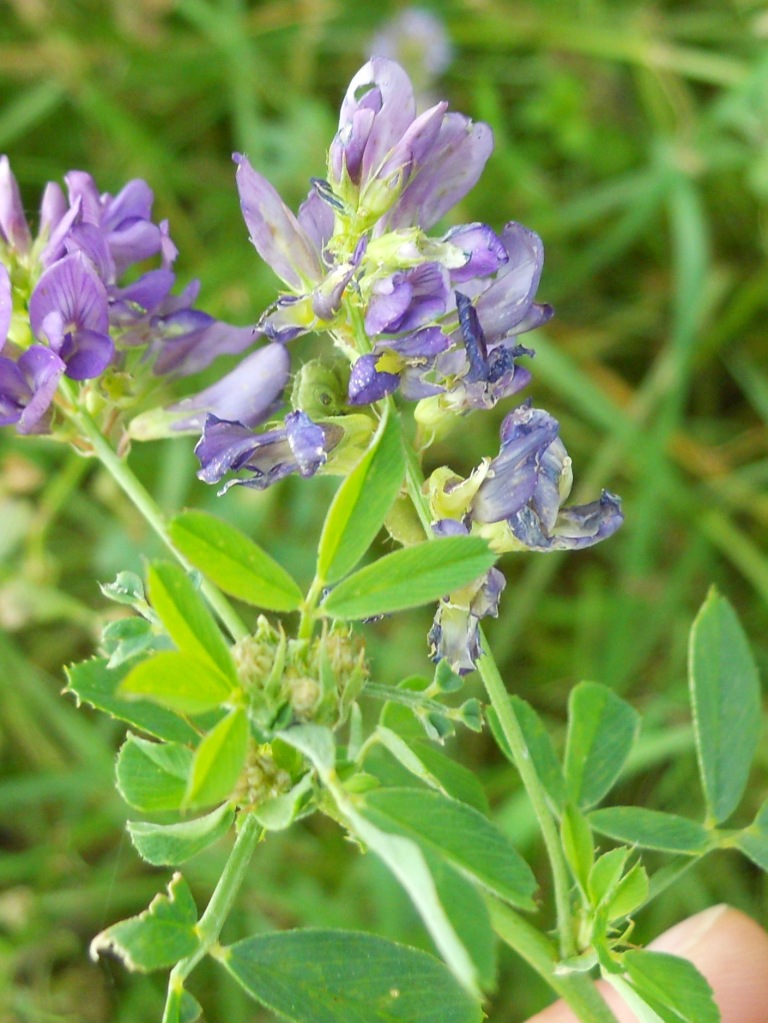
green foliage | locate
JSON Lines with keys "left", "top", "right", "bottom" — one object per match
{"left": 321, "top": 537, "right": 496, "bottom": 619}
{"left": 169, "top": 510, "right": 303, "bottom": 612}
{"left": 147, "top": 561, "right": 237, "bottom": 683}
{"left": 116, "top": 734, "right": 194, "bottom": 813}
{"left": 119, "top": 650, "right": 235, "bottom": 715}
{"left": 564, "top": 682, "right": 640, "bottom": 809}
{"left": 608, "top": 949, "right": 719, "bottom": 1023}
{"left": 589, "top": 807, "right": 711, "bottom": 855}
{"left": 361, "top": 788, "right": 537, "bottom": 910}
{"left": 317, "top": 409, "right": 405, "bottom": 584}
{"left": 218, "top": 930, "right": 484, "bottom": 1023}
{"left": 184, "top": 708, "right": 249, "bottom": 809}
{"left": 128, "top": 803, "right": 234, "bottom": 865}
{"left": 689, "top": 587, "right": 762, "bottom": 824}
{"left": 91, "top": 874, "right": 198, "bottom": 973}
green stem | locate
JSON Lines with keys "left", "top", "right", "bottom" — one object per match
{"left": 61, "top": 388, "right": 249, "bottom": 642}
{"left": 298, "top": 575, "right": 325, "bottom": 640}
{"left": 399, "top": 433, "right": 579, "bottom": 961}
{"left": 489, "top": 900, "right": 620, "bottom": 1023}
{"left": 163, "top": 813, "right": 262, "bottom": 1021}
{"left": 476, "top": 638, "right": 576, "bottom": 958}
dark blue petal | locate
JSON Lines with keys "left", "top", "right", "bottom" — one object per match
{"left": 348, "top": 354, "right": 400, "bottom": 405}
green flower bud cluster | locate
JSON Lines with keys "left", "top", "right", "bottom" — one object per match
{"left": 233, "top": 616, "right": 368, "bottom": 734}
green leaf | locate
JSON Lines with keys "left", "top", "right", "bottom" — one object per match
{"left": 618, "top": 949, "right": 719, "bottom": 1023}
{"left": 148, "top": 561, "right": 237, "bottom": 682}
{"left": 128, "top": 802, "right": 234, "bottom": 865}
{"left": 253, "top": 774, "right": 315, "bottom": 831}
{"left": 588, "top": 847, "right": 630, "bottom": 908}
{"left": 427, "top": 854, "right": 497, "bottom": 992}
{"left": 561, "top": 803, "right": 595, "bottom": 894}
{"left": 90, "top": 873, "right": 198, "bottom": 972}
{"left": 362, "top": 788, "right": 537, "bottom": 909}
{"left": 185, "top": 708, "right": 248, "bottom": 809}
{"left": 64, "top": 657, "right": 198, "bottom": 744}
{"left": 564, "top": 682, "right": 640, "bottom": 809}
{"left": 374, "top": 728, "right": 489, "bottom": 814}
{"left": 169, "top": 510, "right": 303, "bottom": 612}
{"left": 488, "top": 695, "right": 566, "bottom": 812}
{"left": 120, "top": 650, "right": 234, "bottom": 715}
{"left": 317, "top": 410, "right": 405, "bottom": 585}
{"left": 736, "top": 798, "right": 768, "bottom": 871}
{"left": 219, "top": 929, "right": 483, "bottom": 1023}
{"left": 321, "top": 537, "right": 496, "bottom": 620}
{"left": 589, "top": 807, "right": 711, "bottom": 854}
{"left": 116, "top": 734, "right": 193, "bottom": 812}
{"left": 608, "top": 862, "right": 649, "bottom": 920}
{"left": 276, "top": 723, "right": 336, "bottom": 774}
{"left": 689, "top": 587, "right": 762, "bottom": 824}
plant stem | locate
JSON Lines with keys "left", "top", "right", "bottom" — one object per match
{"left": 476, "top": 638, "right": 576, "bottom": 959}
{"left": 399, "top": 431, "right": 582, "bottom": 965}
{"left": 61, "top": 387, "right": 249, "bottom": 642}
{"left": 163, "top": 813, "right": 262, "bottom": 1022}
{"left": 489, "top": 900, "right": 620, "bottom": 1023}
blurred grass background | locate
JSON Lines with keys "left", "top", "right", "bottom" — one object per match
{"left": 1, "top": 0, "right": 767, "bottom": 1019}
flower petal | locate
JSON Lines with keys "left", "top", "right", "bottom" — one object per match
{"left": 17, "top": 345, "right": 66, "bottom": 434}
{"left": 234, "top": 153, "right": 322, "bottom": 289}
{"left": 29, "top": 252, "right": 110, "bottom": 342}
{"left": 0, "top": 264, "right": 11, "bottom": 351}
{"left": 0, "top": 155, "right": 32, "bottom": 253}
{"left": 170, "top": 342, "right": 289, "bottom": 430}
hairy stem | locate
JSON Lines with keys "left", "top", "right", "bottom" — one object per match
{"left": 489, "top": 900, "right": 621, "bottom": 1023}
{"left": 163, "top": 813, "right": 262, "bottom": 1021}
{"left": 61, "top": 386, "right": 249, "bottom": 642}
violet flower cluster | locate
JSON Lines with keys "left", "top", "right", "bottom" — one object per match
{"left": 189, "top": 57, "right": 622, "bottom": 670}
{"left": 0, "top": 157, "right": 255, "bottom": 434}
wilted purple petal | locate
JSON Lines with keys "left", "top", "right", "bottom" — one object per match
{"left": 348, "top": 353, "right": 400, "bottom": 405}
{"left": 331, "top": 105, "right": 378, "bottom": 186}
{"left": 471, "top": 404, "right": 560, "bottom": 524}
{"left": 388, "top": 325, "right": 450, "bottom": 359}
{"left": 311, "top": 262, "right": 358, "bottom": 320}
{"left": 509, "top": 491, "right": 624, "bottom": 552}
{"left": 432, "top": 518, "right": 469, "bottom": 538}
{"left": 234, "top": 153, "right": 322, "bottom": 289}
{"left": 0, "top": 155, "right": 32, "bottom": 253}
{"left": 195, "top": 409, "right": 339, "bottom": 493}
{"left": 260, "top": 295, "right": 313, "bottom": 343}
{"left": 170, "top": 342, "right": 289, "bottom": 430}
{"left": 0, "top": 264, "right": 11, "bottom": 350}
{"left": 445, "top": 223, "right": 508, "bottom": 283}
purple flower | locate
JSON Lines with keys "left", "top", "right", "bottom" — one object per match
{"left": 427, "top": 519, "right": 505, "bottom": 674}
{"left": 470, "top": 402, "right": 624, "bottom": 552}
{"left": 0, "top": 346, "right": 65, "bottom": 434}
{"left": 195, "top": 410, "right": 342, "bottom": 494}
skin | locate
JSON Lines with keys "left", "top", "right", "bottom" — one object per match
{"left": 526, "top": 906, "right": 768, "bottom": 1023}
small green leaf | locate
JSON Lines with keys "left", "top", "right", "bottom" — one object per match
{"left": 254, "top": 774, "right": 315, "bottom": 831}
{"left": 185, "top": 708, "right": 248, "bottom": 809}
{"left": 321, "top": 537, "right": 496, "bottom": 620}
{"left": 120, "top": 650, "right": 234, "bottom": 715}
{"left": 608, "top": 862, "right": 649, "bottom": 920}
{"left": 689, "top": 588, "right": 762, "bottom": 824}
{"left": 317, "top": 410, "right": 405, "bottom": 584}
{"left": 362, "top": 788, "right": 537, "bottom": 909}
{"left": 219, "top": 929, "right": 483, "bottom": 1023}
{"left": 128, "top": 803, "right": 234, "bottom": 865}
{"left": 561, "top": 803, "right": 595, "bottom": 894}
{"left": 169, "top": 510, "right": 303, "bottom": 612}
{"left": 90, "top": 873, "right": 198, "bottom": 972}
{"left": 64, "top": 657, "right": 198, "bottom": 744}
{"left": 619, "top": 949, "right": 719, "bottom": 1023}
{"left": 116, "top": 734, "right": 193, "bottom": 813}
{"left": 488, "top": 695, "right": 566, "bottom": 812}
{"left": 277, "top": 723, "right": 336, "bottom": 774}
{"left": 148, "top": 561, "right": 237, "bottom": 682}
{"left": 736, "top": 798, "right": 768, "bottom": 870}
{"left": 589, "top": 807, "right": 711, "bottom": 855}
{"left": 564, "top": 682, "right": 640, "bottom": 809}
{"left": 588, "top": 847, "right": 630, "bottom": 908}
